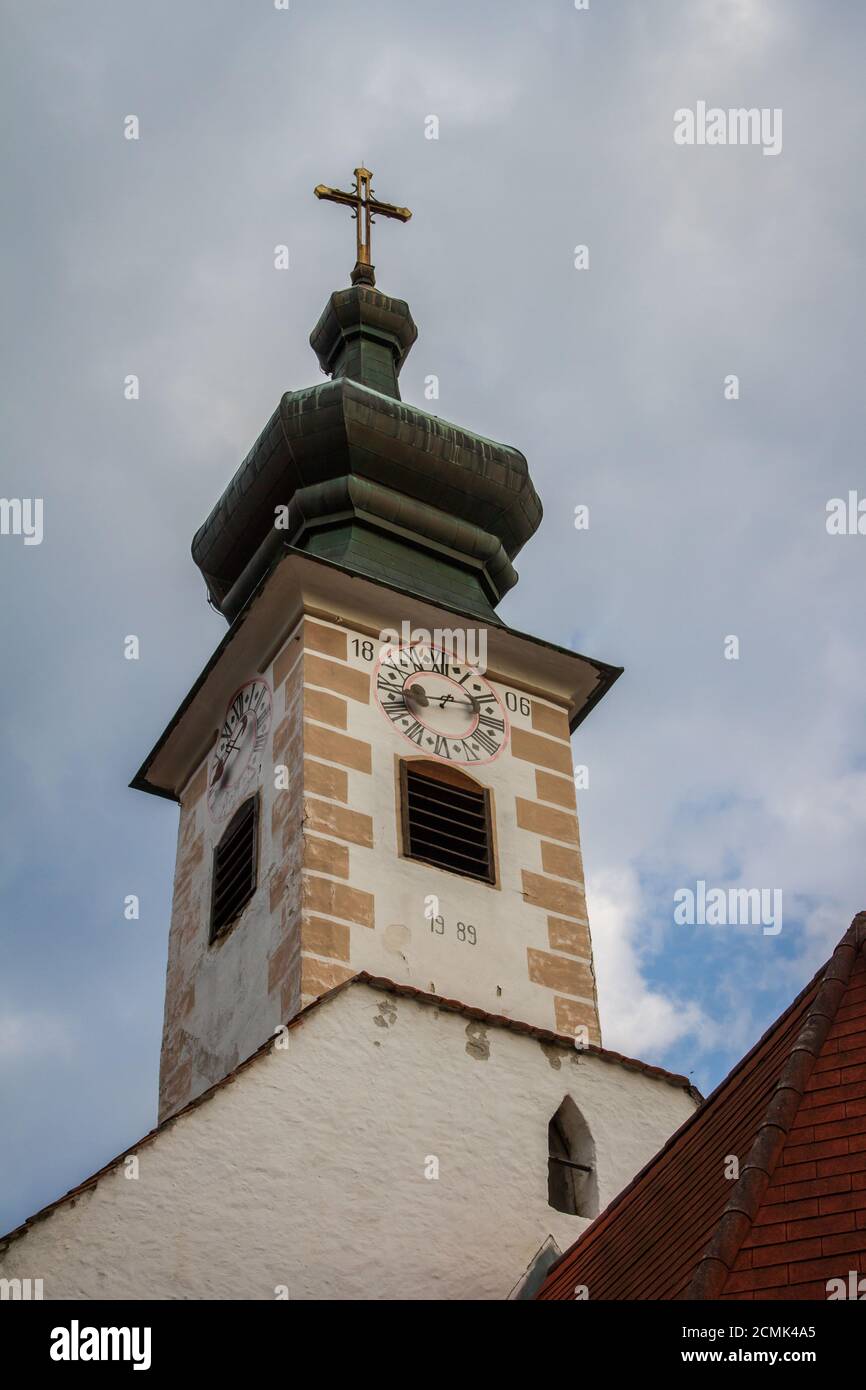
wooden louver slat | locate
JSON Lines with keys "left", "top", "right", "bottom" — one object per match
{"left": 403, "top": 765, "right": 494, "bottom": 883}
{"left": 210, "top": 795, "right": 258, "bottom": 939}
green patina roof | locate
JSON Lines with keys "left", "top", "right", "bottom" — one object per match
{"left": 192, "top": 283, "right": 541, "bottom": 620}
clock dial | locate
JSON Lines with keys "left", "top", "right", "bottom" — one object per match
{"left": 207, "top": 678, "right": 272, "bottom": 822}
{"left": 374, "top": 643, "right": 508, "bottom": 764}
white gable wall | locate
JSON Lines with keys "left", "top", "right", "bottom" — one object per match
{"left": 1, "top": 984, "right": 696, "bottom": 1301}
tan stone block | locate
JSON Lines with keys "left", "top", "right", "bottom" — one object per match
{"left": 301, "top": 955, "right": 356, "bottom": 996}
{"left": 273, "top": 713, "right": 299, "bottom": 761}
{"left": 554, "top": 996, "right": 601, "bottom": 1045}
{"left": 527, "top": 947, "right": 595, "bottom": 997}
{"left": 271, "top": 793, "right": 299, "bottom": 841}
{"left": 175, "top": 903, "right": 202, "bottom": 948}
{"left": 522, "top": 869, "right": 586, "bottom": 918}
{"left": 304, "top": 758, "right": 348, "bottom": 803}
{"left": 279, "top": 977, "right": 299, "bottom": 1021}
{"left": 303, "top": 834, "right": 350, "bottom": 878}
{"left": 164, "top": 982, "right": 195, "bottom": 1029}
{"left": 273, "top": 631, "right": 303, "bottom": 689}
{"left": 303, "top": 872, "right": 375, "bottom": 928}
{"left": 515, "top": 797, "right": 579, "bottom": 845}
{"left": 268, "top": 929, "right": 299, "bottom": 993}
{"left": 304, "top": 721, "right": 372, "bottom": 773}
{"left": 541, "top": 840, "right": 584, "bottom": 883}
{"left": 159, "top": 1058, "right": 192, "bottom": 1117}
{"left": 535, "top": 768, "right": 577, "bottom": 810}
{"left": 182, "top": 832, "right": 205, "bottom": 871}
{"left": 174, "top": 833, "right": 205, "bottom": 896}
{"left": 303, "top": 685, "right": 348, "bottom": 730}
{"left": 511, "top": 726, "right": 573, "bottom": 775}
{"left": 303, "top": 915, "right": 351, "bottom": 961}
{"left": 304, "top": 651, "right": 369, "bottom": 703}
{"left": 179, "top": 803, "right": 198, "bottom": 852}
{"left": 182, "top": 761, "right": 208, "bottom": 809}
{"left": 548, "top": 915, "right": 592, "bottom": 957}
{"left": 269, "top": 873, "right": 282, "bottom": 913}
{"left": 304, "top": 797, "right": 374, "bottom": 848}
{"left": 282, "top": 651, "right": 304, "bottom": 719}
{"left": 303, "top": 620, "right": 347, "bottom": 660}
{"left": 531, "top": 701, "right": 571, "bottom": 742}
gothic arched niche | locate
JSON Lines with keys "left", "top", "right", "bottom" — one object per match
{"left": 547, "top": 1095, "right": 598, "bottom": 1218}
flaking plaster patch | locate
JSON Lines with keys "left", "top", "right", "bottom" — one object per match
{"left": 373, "top": 999, "right": 398, "bottom": 1029}
{"left": 465, "top": 1022, "right": 489, "bottom": 1061}
{"left": 383, "top": 923, "right": 411, "bottom": 954}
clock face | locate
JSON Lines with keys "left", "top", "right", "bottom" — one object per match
{"left": 375, "top": 643, "right": 509, "bottom": 764}
{"left": 207, "top": 678, "right": 273, "bottom": 822}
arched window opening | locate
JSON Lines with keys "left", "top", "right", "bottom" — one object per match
{"left": 399, "top": 759, "right": 495, "bottom": 884}
{"left": 547, "top": 1095, "right": 598, "bottom": 1218}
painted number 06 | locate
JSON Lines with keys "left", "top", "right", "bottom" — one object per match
{"left": 505, "top": 691, "right": 530, "bottom": 717}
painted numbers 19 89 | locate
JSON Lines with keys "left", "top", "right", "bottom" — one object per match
{"left": 430, "top": 915, "right": 477, "bottom": 946}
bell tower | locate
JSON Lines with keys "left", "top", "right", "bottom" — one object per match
{"left": 132, "top": 168, "right": 622, "bottom": 1122}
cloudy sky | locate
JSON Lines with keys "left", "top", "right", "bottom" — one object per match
{"left": 2, "top": 0, "right": 865, "bottom": 1234}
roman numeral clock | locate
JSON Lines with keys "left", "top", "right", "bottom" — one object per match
{"left": 375, "top": 643, "right": 509, "bottom": 764}
{"left": 207, "top": 679, "right": 273, "bottom": 822}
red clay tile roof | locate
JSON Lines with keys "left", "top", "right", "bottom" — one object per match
{"left": 536, "top": 912, "right": 866, "bottom": 1301}
{"left": 0, "top": 972, "right": 697, "bottom": 1251}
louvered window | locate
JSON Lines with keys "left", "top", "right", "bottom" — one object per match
{"left": 401, "top": 762, "right": 495, "bottom": 884}
{"left": 210, "top": 795, "right": 259, "bottom": 940}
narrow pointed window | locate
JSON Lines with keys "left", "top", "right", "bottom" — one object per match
{"left": 547, "top": 1095, "right": 598, "bottom": 1218}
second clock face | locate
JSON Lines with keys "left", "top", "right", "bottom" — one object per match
{"left": 207, "top": 678, "right": 273, "bottom": 822}
{"left": 375, "top": 643, "right": 509, "bottom": 764}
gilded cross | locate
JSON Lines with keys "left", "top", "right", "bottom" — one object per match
{"left": 314, "top": 166, "right": 412, "bottom": 287}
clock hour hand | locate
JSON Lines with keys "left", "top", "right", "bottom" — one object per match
{"left": 406, "top": 681, "right": 430, "bottom": 707}
{"left": 210, "top": 715, "right": 248, "bottom": 786}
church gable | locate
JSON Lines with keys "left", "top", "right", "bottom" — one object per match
{"left": 0, "top": 979, "right": 697, "bottom": 1302}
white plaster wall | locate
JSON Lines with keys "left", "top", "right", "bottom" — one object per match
{"left": 1, "top": 984, "right": 696, "bottom": 1301}
{"left": 166, "top": 619, "right": 304, "bottom": 1108}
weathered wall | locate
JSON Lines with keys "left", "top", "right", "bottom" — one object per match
{"left": 159, "top": 607, "right": 601, "bottom": 1121}
{"left": 289, "top": 617, "right": 599, "bottom": 1042}
{"left": 158, "top": 621, "right": 305, "bottom": 1121}
{"left": 3, "top": 984, "right": 697, "bottom": 1301}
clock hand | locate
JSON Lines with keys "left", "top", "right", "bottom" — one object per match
{"left": 211, "top": 715, "right": 249, "bottom": 786}
{"left": 436, "top": 692, "right": 478, "bottom": 709}
{"left": 406, "top": 682, "right": 482, "bottom": 711}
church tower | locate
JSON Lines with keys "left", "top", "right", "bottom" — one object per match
{"left": 132, "top": 168, "right": 621, "bottom": 1122}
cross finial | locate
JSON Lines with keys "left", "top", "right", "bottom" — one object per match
{"left": 314, "top": 165, "right": 412, "bottom": 288}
